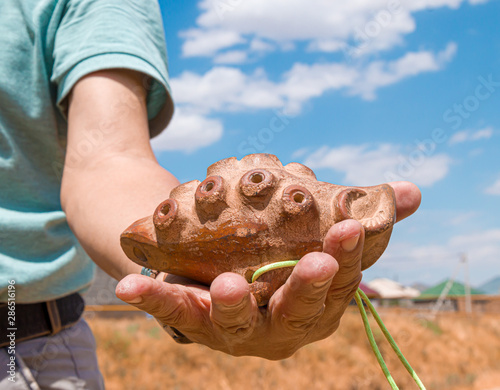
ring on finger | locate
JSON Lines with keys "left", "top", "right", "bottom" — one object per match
{"left": 141, "top": 267, "right": 160, "bottom": 279}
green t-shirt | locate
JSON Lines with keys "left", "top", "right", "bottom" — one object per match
{"left": 0, "top": 0, "right": 174, "bottom": 302}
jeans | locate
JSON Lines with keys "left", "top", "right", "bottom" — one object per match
{"left": 0, "top": 318, "right": 104, "bottom": 390}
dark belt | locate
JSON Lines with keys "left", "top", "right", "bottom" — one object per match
{"left": 0, "top": 293, "right": 84, "bottom": 348}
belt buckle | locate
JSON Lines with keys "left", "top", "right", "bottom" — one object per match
{"left": 45, "top": 300, "right": 62, "bottom": 335}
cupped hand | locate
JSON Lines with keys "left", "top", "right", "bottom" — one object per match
{"left": 115, "top": 181, "right": 420, "bottom": 359}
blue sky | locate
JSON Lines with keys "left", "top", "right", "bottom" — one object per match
{"left": 154, "top": 0, "right": 500, "bottom": 287}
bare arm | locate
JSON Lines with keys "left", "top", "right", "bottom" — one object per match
{"left": 61, "top": 69, "right": 179, "bottom": 280}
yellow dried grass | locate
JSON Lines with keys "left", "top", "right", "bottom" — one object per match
{"left": 87, "top": 309, "right": 500, "bottom": 390}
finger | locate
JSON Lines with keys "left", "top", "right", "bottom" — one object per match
{"left": 115, "top": 274, "right": 209, "bottom": 332}
{"left": 270, "top": 252, "right": 338, "bottom": 334}
{"left": 323, "top": 219, "right": 364, "bottom": 297}
{"left": 311, "top": 220, "right": 363, "bottom": 339}
{"left": 388, "top": 181, "right": 422, "bottom": 223}
{"left": 210, "top": 273, "right": 257, "bottom": 340}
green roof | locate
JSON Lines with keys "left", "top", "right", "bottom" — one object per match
{"left": 420, "top": 280, "right": 484, "bottom": 298}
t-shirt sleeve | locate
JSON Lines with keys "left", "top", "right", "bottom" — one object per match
{"left": 51, "top": 0, "right": 174, "bottom": 137}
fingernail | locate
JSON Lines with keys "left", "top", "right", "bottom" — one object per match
{"left": 341, "top": 234, "right": 360, "bottom": 252}
{"left": 125, "top": 296, "right": 143, "bottom": 304}
{"left": 312, "top": 279, "right": 331, "bottom": 288}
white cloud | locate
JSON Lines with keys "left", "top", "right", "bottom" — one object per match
{"left": 214, "top": 50, "right": 248, "bottom": 64}
{"left": 171, "top": 1, "right": 468, "bottom": 151}
{"left": 291, "top": 147, "right": 310, "bottom": 159}
{"left": 448, "top": 229, "right": 500, "bottom": 248}
{"left": 166, "top": 44, "right": 455, "bottom": 152}
{"left": 182, "top": 0, "right": 487, "bottom": 58}
{"left": 302, "top": 143, "right": 452, "bottom": 187}
{"left": 468, "top": 148, "right": 483, "bottom": 157}
{"left": 348, "top": 42, "right": 457, "bottom": 99}
{"left": 307, "top": 39, "right": 346, "bottom": 53}
{"left": 171, "top": 45, "right": 455, "bottom": 115}
{"left": 472, "top": 127, "right": 494, "bottom": 140}
{"left": 485, "top": 178, "right": 500, "bottom": 195}
{"left": 181, "top": 29, "right": 245, "bottom": 57}
{"left": 249, "top": 39, "right": 275, "bottom": 52}
{"left": 449, "top": 131, "right": 469, "bottom": 144}
{"left": 447, "top": 211, "right": 478, "bottom": 226}
{"left": 170, "top": 67, "right": 284, "bottom": 114}
{"left": 405, "top": 154, "right": 452, "bottom": 186}
{"left": 280, "top": 62, "right": 359, "bottom": 113}
{"left": 449, "top": 126, "right": 494, "bottom": 144}
{"left": 151, "top": 109, "right": 223, "bottom": 153}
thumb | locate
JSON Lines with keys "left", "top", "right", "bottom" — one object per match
{"left": 115, "top": 274, "right": 207, "bottom": 332}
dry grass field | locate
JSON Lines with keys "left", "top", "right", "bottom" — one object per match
{"left": 86, "top": 308, "right": 500, "bottom": 390}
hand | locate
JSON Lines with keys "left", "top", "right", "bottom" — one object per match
{"left": 115, "top": 181, "right": 421, "bottom": 359}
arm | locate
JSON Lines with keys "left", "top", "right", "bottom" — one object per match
{"left": 61, "top": 69, "right": 179, "bottom": 280}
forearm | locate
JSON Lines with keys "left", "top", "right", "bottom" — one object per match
{"left": 62, "top": 155, "right": 179, "bottom": 280}
{"left": 61, "top": 69, "right": 179, "bottom": 280}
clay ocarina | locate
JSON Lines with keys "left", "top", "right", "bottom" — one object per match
{"left": 121, "top": 153, "right": 396, "bottom": 306}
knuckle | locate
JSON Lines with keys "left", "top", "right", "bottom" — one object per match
{"left": 215, "top": 323, "right": 255, "bottom": 348}
{"left": 212, "top": 304, "right": 250, "bottom": 328}
{"left": 338, "top": 260, "right": 361, "bottom": 279}
{"left": 156, "top": 291, "right": 188, "bottom": 327}
{"left": 296, "top": 289, "right": 327, "bottom": 305}
{"left": 328, "top": 274, "right": 362, "bottom": 302}
{"left": 280, "top": 304, "right": 325, "bottom": 333}
{"left": 283, "top": 319, "right": 316, "bottom": 334}
{"left": 158, "top": 303, "right": 185, "bottom": 327}
{"left": 213, "top": 315, "right": 253, "bottom": 335}
{"left": 213, "top": 300, "right": 247, "bottom": 316}
{"left": 222, "top": 323, "right": 253, "bottom": 336}
{"left": 211, "top": 302, "right": 256, "bottom": 340}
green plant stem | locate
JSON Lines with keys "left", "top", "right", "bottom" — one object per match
{"left": 354, "top": 290, "right": 399, "bottom": 390}
{"left": 251, "top": 260, "right": 426, "bottom": 390}
{"left": 251, "top": 260, "right": 299, "bottom": 283}
{"left": 357, "top": 289, "right": 426, "bottom": 390}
